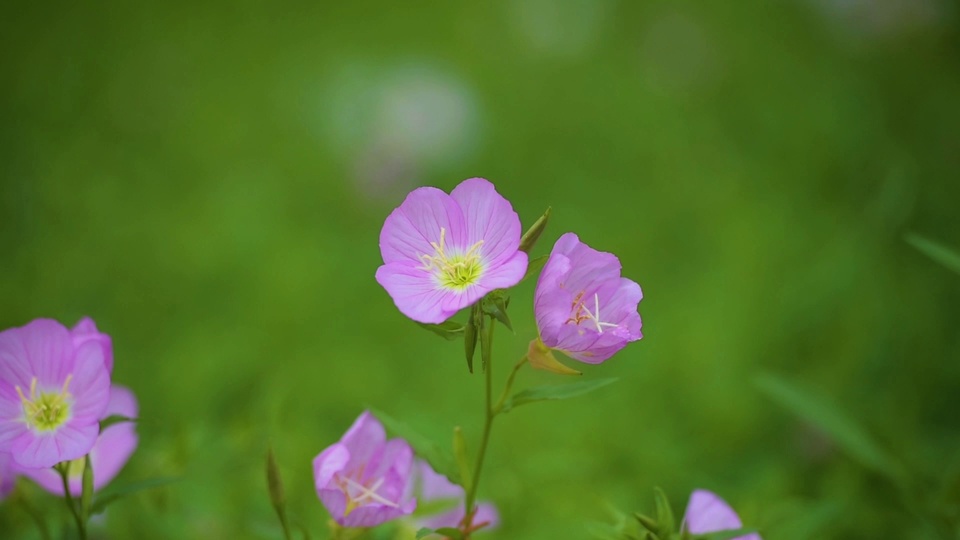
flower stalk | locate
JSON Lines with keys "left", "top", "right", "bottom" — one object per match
{"left": 55, "top": 461, "right": 87, "bottom": 540}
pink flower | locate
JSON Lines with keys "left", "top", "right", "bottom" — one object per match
{"left": 683, "top": 489, "right": 761, "bottom": 540}
{"left": 313, "top": 411, "right": 417, "bottom": 527}
{"left": 533, "top": 233, "right": 642, "bottom": 364}
{"left": 412, "top": 459, "right": 498, "bottom": 535}
{"left": 19, "top": 385, "right": 138, "bottom": 496}
{"left": 0, "top": 452, "right": 15, "bottom": 500}
{"left": 375, "top": 178, "right": 528, "bottom": 324}
{"left": 0, "top": 319, "right": 111, "bottom": 469}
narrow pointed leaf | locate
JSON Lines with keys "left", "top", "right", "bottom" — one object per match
{"left": 755, "top": 373, "right": 907, "bottom": 483}
{"left": 652, "top": 487, "right": 674, "bottom": 537}
{"left": 479, "top": 314, "right": 493, "bottom": 373}
{"left": 416, "top": 321, "right": 466, "bottom": 341}
{"left": 453, "top": 427, "right": 473, "bottom": 494}
{"left": 905, "top": 233, "right": 960, "bottom": 275}
{"left": 519, "top": 207, "right": 551, "bottom": 253}
{"left": 464, "top": 306, "right": 479, "bottom": 373}
{"left": 500, "top": 378, "right": 618, "bottom": 413}
{"left": 371, "top": 408, "right": 460, "bottom": 485}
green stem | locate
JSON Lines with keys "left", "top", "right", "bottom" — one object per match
{"left": 463, "top": 317, "right": 495, "bottom": 537}
{"left": 55, "top": 463, "right": 86, "bottom": 540}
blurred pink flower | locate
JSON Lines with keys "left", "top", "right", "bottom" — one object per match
{"left": 683, "top": 489, "right": 761, "bottom": 540}
{"left": 19, "top": 385, "right": 138, "bottom": 496}
{"left": 533, "top": 233, "right": 642, "bottom": 364}
{"left": 313, "top": 411, "right": 416, "bottom": 527}
{"left": 0, "top": 319, "right": 111, "bottom": 469}
{"left": 412, "top": 459, "right": 498, "bottom": 535}
{"left": 376, "top": 178, "right": 528, "bottom": 323}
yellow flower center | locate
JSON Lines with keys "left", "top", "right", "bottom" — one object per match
{"left": 420, "top": 227, "right": 485, "bottom": 290}
{"left": 16, "top": 376, "right": 73, "bottom": 432}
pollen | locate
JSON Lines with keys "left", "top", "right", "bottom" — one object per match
{"left": 566, "top": 293, "right": 619, "bottom": 334}
{"left": 15, "top": 375, "right": 73, "bottom": 432}
{"left": 335, "top": 471, "right": 399, "bottom": 517}
{"left": 420, "top": 227, "right": 485, "bottom": 290}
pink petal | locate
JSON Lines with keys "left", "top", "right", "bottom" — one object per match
{"left": 684, "top": 489, "right": 761, "bottom": 540}
{"left": 0, "top": 319, "right": 73, "bottom": 389}
{"left": 376, "top": 262, "right": 458, "bottom": 324}
{"left": 449, "top": 178, "right": 523, "bottom": 265}
{"left": 11, "top": 421, "right": 99, "bottom": 469}
{"left": 71, "top": 317, "right": 113, "bottom": 374}
{"left": 477, "top": 251, "right": 528, "bottom": 290}
{"left": 68, "top": 340, "right": 111, "bottom": 424}
{"left": 380, "top": 187, "right": 466, "bottom": 265}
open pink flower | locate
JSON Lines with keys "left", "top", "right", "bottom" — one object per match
{"left": 412, "top": 459, "right": 498, "bottom": 536}
{"left": 0, "top": 452, "right": 15, "bottom": 500}
{"left": 533, "top": 233, "right": 642, "bottom": 364}
{"left": 683, "top": 489, "right": 761, "bottom": 540}
{"left": 375, "top": 178, "right": 528, "bottom": 324}
{"left": 19, "top": 385, "right": 138, "bottom": 496}
{"left": 0, "top": 319, "right": 111, "bottom": 469}
{"left": 313, "top": 411, "right": 416, "bottom": 527}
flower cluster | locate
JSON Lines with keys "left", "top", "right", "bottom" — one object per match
{"left": 0, "top": 317, "right": 138, "bottom": 501}
{"left": 376, "top": 177, "right": 643, "bottom": 367}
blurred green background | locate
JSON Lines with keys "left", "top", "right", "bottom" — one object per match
{"left": 2, "top": 1, "right": 959, "bottom": 538}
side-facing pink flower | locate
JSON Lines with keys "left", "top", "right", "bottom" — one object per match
{"left": 0, "top": 452, "right": 15, "bottom": 500}
{"left": 412, "top": 459, "right": 498, "bottom": 536}
{"left": 71, "top": 317, "right": 114, "bottom": 374}
{"left": 532, "top": 233, "right": 642, "bottom": 364}
{"left": 313, "top": 411, "right": 416, "bottom": 527}
{"left": 0, "top": 319, "right": 111, "bottom": 469}
{"left": 375, "top": 178, "right": 528, "bottom": 324}
{"left": 19, "top": 385, "right": 138, "bottom": 496}
{"left": 683, "top": 489, "right": 761, "bottom": 540}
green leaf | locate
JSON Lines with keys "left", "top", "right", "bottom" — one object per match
{"left": 692, "top": 528, "right": 759, "bottom": 540}
{"left": 464, "top": 306, "right": 480, "bottom": 373}
{"left": 519, "top": 206, "right": 551, "bottom": 253}
{"left": 416, "top": 527, "right": 463, "bottom": 539}
{"left": 500, "top": 378, "right": 618, "bottom": 413}
{"left": 479, "top": 313, "right": 493, "bottom": 373}
{"left": 99, "top": 414, "right": 136, "bottom": 433}
{"left": 523, "top": 255, "right": 548, "bottom": 282}
{"left": 905, "top": 233, "right": 960, "bottom": 275}
{"left": 755, "top": 374, "right": 907, "bottom": 483}
{"left": 90, "top": 476, "right": 180, "bottom": 515}
{"left": 652, "top": 487, "right": 674, "bottom": 537}
{"left": 371, "top": 408, "right": 460, "bottom": 485}
{"left": 482, "top": 291, "right": 513, "bottom": 332}
{"left": 416, "top": 320, "right": 466, "bottom": 341}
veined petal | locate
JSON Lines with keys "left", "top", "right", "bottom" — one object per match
{"left": 478, "top": 250, "right": 528, "bottom": 290}
{"left": 450, "top": 178, "right": 523, "bottom": 265}
{"left": 11, "top": 421, "right": 98, "bottom": 469}
{"left": 380, "top": 187, "right": 466, "bottom": 265}
{"left": 69, "top": 340, "right": 112, "bottom": 423}
{"left": 314, "top": 444, "right": 350, "bottom": 489}
{"left": 376, "top": 262, "right": 459, "bottom": 324}
{"left": 0, "top": 319, "right": 73, "bottom": 389}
